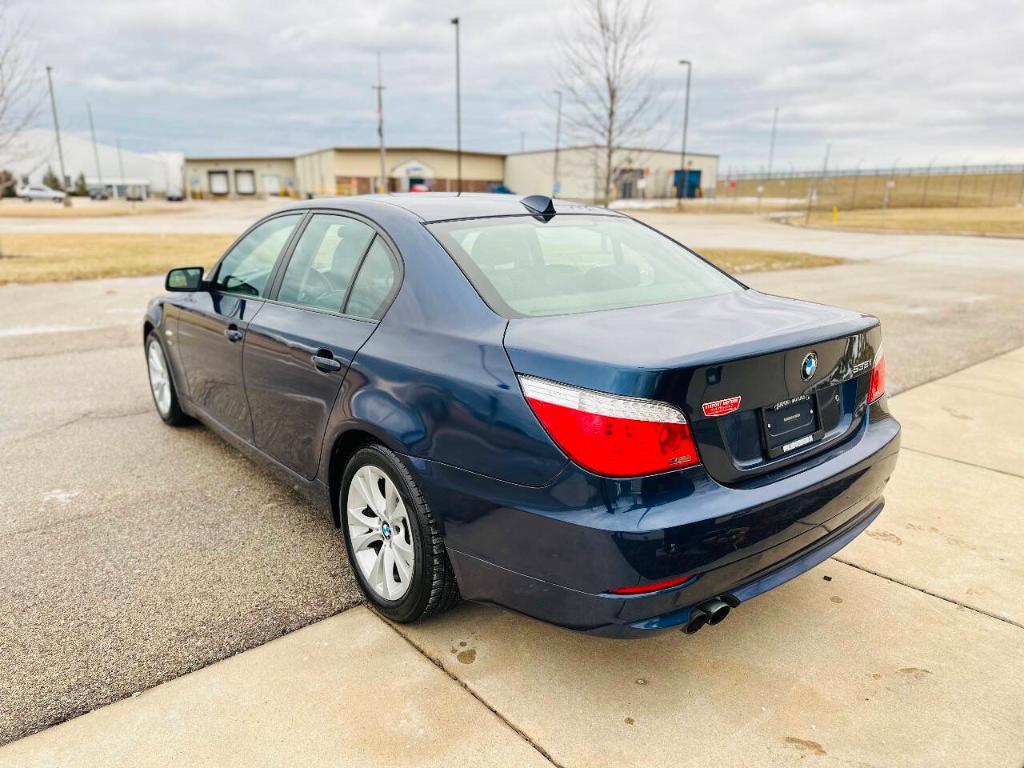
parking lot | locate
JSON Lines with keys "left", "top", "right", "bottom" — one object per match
{"left": 1, "top": 203, "right": 1022, "bottom": 765}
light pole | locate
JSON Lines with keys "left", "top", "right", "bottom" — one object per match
{"left": 45, "top": 66, "right": 71, "bottom": 206}
{"left": 87, "top": 103, "right": 103, "bottom": 195}
{"left": 552, "top": 90, "right": 562, "bottom": 197}
{"left": 677, "top": 59, "right": 692, "bottom": 203}
{"left": 116, "top": 137, "right": 127, "bottom": 201}
{"left": 451, "top": 17, "right": 462, "bottom": 193}
{"left": 767, "top": 106, "right": 778, "bottom": 178}
{"left": 373, "top": 51, "right": 387, "bottom": 194}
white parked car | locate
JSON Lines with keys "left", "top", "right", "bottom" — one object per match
{"left": 17, "top": 184, "right": 66, "bottom": 202}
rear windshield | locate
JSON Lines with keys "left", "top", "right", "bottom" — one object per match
{"left": 428, "top": 214, "right": 741, "bottom": 317}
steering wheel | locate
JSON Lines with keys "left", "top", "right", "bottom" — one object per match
{"left": 298, "top": 269, "right": 336, "bottom": 305}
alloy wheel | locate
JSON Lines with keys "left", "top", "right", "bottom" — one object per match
{"left": 147, "top": 340, "right": 172, "bottom": 417}
{"left": 346, "top": 465, "right": 415, "bottom": 601}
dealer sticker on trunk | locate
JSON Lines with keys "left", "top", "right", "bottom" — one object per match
{"left": 702, "top": 396, "right": 742, "bottom": 417}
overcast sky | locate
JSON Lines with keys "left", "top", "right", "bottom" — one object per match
{"left": 15, "top": 0, "right": 1024, "bottom": 172}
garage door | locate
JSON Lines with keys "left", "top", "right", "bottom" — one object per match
{"left": 235, "top": 171, "right": 256, "bottom": 196}
{"left": 262, "top": 175, "right": 280, "bottom": 195}
{"left": 208, "top": 171, "right": 229, "bottom": 196}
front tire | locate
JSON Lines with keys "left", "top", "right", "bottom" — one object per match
{"left": 146, "top": 332, "right": 188, "bottom": 426}
{"left": 340, "top": 444, "right": 460, "bottom": 622}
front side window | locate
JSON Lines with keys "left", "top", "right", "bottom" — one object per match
{"left": 212, "top": 214, "right": 301, "bottom": 297}
{"left": 277, "top": 214, "right": 375, "bottom": 312}
{"left": 428, "top": 215, "right": 741, "bottom": 317}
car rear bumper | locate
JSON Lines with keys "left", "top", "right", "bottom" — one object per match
{"left": 410, "top": 405, "right": 900, "bottom": 638}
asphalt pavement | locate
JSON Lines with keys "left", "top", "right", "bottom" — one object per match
{"left": 1, "top": 209, "right": 1022, "bottom": 745}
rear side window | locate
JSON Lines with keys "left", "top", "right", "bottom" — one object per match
{"left": 428, "top": 215, "right": 741, "bottom": 317}
{"left": 277, "top": 214, "right": 375, "bottom": 312}
{"left": 213, "top": 214, "right": 301, "bottom": 297}
{"left": 344, "top": 239, "right": 396, "bottom": 320}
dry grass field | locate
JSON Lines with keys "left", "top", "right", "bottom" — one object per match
{"left": 697, "top": 247, "right": 842, "bottom": 273}
{"left": 796, "top": 206, "right": 1024, "bottom": 237}
{"left": 0, "top": 200, "right": 194, "bottom": 218}
{"left": 0, "top": 233, "right": 233, "bottom": 284}
{"left": 0, "top": 233, "right": 842, "bottom": 285}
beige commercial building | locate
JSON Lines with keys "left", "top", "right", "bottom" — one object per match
{"left": 504, "top": 145, "right": 718, "bottom": 202}
{"left": 185, "top": 156, "right": 298, "bottom": 198}
{"left": 184, "top": 144, "right": 717, "bottom": 202}
{"left": 295, "top": 147, "right": 505, "bottom": 196}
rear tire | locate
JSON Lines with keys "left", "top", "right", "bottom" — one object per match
{"left": 145, "top": 332, "right": 189, "bottom": 426}
{"left": 340, "top": 444, "right": 460, "bottom": 623}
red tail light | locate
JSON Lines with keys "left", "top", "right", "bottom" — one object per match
{"left": 867, "top": 352, "right": 886, "bottom": 404}
{"left": 518, "top": 375, "right": 700, "bottom": 477}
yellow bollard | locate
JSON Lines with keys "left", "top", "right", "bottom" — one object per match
{"left": 832, "top": 206, "right": 838, "bottom": 224}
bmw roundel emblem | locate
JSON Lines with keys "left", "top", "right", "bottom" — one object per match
{"left": 801, "top": 352, "right": 818, "bottom": 380}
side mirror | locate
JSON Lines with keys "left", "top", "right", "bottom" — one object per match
{"left": 165, "top": 267, "right": 204, "bottom": 292}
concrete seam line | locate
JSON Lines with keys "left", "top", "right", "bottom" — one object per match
{"left": 900, "top": 446, "right": 1024, "bottom": 481}
{"left": 378, "top": 615, "right": 566, "bottom": 768}
{"left": 832, "top": 557, "right": 1024, "bottom": 631}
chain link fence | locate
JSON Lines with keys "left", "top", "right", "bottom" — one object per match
{"left": 716, "top": 164, "right": 1024, "bottom": 210}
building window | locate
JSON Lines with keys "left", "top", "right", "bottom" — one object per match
{"left": 209, "top": 171, "right": 229, "bottom": 196}
{"left": 235, "top": 170, "right": 256, "bottom": 196}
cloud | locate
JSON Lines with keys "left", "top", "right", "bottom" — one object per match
{"left": 15, "top": 0, "right": 1024, "bottom": 169}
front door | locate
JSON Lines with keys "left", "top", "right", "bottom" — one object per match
{"left": 244, "top": 213, "right": 399, "bottom": 478}
{"left": 176, "top": 213, "right": 302, "bottom": 439}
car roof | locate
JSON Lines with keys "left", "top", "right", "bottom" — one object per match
{"left": 279, "top": 193, "right": 619, "bottom": 223}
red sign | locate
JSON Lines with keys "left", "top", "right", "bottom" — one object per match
{"left": 702, "top": 396, "right": 742, "bottom": 417}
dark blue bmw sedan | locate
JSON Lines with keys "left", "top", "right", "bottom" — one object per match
{"left": 144, "top": 193, "right": 899, "bottom": 637}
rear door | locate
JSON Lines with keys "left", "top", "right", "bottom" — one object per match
{"left": 175, "top": 212, "right": 302, "bottom": 439}
{"left": 243, "top": 213, "right": 400, "bottom": 478}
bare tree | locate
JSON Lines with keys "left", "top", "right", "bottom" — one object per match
{"left": 0, "top": 0, "right": 40, "bottom": 196}
{"left": 557, "top": 0, "right": 662, "bottom": 205}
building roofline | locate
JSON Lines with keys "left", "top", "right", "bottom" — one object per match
{"left": 506, "top": 144, "right": 718, "bottom": 158}
{"left": 185, "top": 156, "right": 295, "bottom": 162}
{"left": 293, "top": 146, "right": 507, "bottom": 159}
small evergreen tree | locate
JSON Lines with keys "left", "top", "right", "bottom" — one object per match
{"left": 42, "top": 166, "right": 63, "bottom": 190}
{"left": 73, "top": 172, "right": 89, "bottom": 196}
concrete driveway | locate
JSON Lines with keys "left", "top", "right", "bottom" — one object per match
{"left": 2, "top": 349, "right": 1021, "bottom": 767}
{"left": 1, "top": 210, "right": 1022, "bottom": 755}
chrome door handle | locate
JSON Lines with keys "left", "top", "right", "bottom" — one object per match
{"left": 311, "top": 351, "right": 342, "bottom": 373}
{"left": 225, "top": 326, "right": 243, "bottom": 342}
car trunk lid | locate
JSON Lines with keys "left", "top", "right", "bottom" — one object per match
{"left": 503, "top": 289, "right": 882, "bottom": 483}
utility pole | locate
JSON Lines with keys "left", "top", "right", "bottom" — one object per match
{"left": 451, "top": 17, "right": 462, "bottom": 193}
{"left": 552, "top": 90, "right": 562, "bottom": 197}
{"left": 677, "top": 59, "right": 692, "bottom": 204}
{"left": 766, "top": 106, "right": 778, "bottom": 178}
{"left": 372, "top": 51, "right": 387, "bottom": 194}
{"left": 87, "top": 103, "right": 103, "bottom": 195}
{"left": 45, "top": 66, "right": 71, "bottom": 206}
{"left": 116, "top": 138, "right": 127, "bottom": 201}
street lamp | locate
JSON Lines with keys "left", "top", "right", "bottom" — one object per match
{"left": 677, "top": 59, "right": 692, "bottom": 203}
{"left": 451, "top": 17, "right": 462, "bottom": 193}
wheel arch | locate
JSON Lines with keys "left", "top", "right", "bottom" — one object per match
{"left": 327, "top": 425, "right": 405, "bottom": 528}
